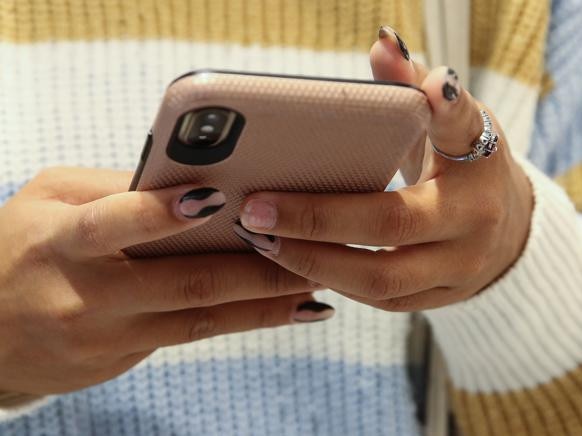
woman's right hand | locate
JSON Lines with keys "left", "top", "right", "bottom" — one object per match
{"left": 0, "top": 167, "right": 331, "bottom": 395}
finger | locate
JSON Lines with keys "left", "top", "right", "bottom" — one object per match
{"left": 334, "top": 286, "right": 473, "bottom": 312}
{"left": 59, "top": 186, "right": 226, "bottom": 258}
{"left": 370, "top": 27, "right": 431, "bottom": 183}
{"left": 422, "top": 66, "right": 490, "bottom": 162}
{"left": 371, "top": 26, "right": 429, "bottom": 85}
{"left": 238, "top": 233, "right": 461, "bottom": 300}
{"left": 239, "top": 180, "right": 466, "bottom": 246}
{"left": 24, "top": 167, "right": 133, "bottom": 204}
{"left": 109, "top": 253, "right": 321, "bottom": 313}
{"left": 130, "top": 294, "right": 335, "bottom": 351}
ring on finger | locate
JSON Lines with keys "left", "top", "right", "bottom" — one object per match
{"left": 432, "top": 110, "right": 499, "bottom": 162}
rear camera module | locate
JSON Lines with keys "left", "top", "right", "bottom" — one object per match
{"left": 178, "top": 108, "right": 237, "bottom": 148}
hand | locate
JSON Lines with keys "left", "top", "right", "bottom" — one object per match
{"left": 0, "top": 167, "right": 332, "bottom": 395}
{"left": 235, "top": 26, "right": 533, "bottom": 312}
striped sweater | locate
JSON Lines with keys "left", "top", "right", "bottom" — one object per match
{"left": 0, "top": 1, "right": 582, "bottom": 435}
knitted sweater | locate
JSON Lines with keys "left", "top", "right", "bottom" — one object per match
{"left": 0, "top": 1, "right": 582, "bottom": 435}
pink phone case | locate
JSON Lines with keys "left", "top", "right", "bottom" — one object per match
{"left": 124, "top": 71, "right": 430, "bottom": 257}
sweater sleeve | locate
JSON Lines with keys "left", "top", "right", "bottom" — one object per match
{"left": 424, "top": 157, "right": 582, "bottom": 435}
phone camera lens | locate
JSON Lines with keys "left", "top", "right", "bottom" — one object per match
{"left": 178, "top": 108, "right": 236, "bottom": 148}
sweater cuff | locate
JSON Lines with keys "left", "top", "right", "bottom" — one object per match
{"left": 424, "top": 157, "right": 582, "bottom": 393}
{"left": 0, "top": 392, "right": 50, "bottom": 422}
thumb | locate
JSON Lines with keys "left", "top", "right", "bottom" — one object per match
{"left": 370, "top": 25, "right": 429, "bottom": 86}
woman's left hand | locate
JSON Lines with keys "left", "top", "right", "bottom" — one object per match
{"left": 235, "top": 28, "right": 534, "bottom": 311}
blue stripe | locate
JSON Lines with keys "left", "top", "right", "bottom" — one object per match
{"left": 529, "top": 0, "right": 582, "bottom": 176}
{"left": 0, "top": 358, "right": 419, "bottom": 436}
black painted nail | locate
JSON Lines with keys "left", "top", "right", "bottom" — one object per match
{"left": 178, "top": 188, "right": 226, "bottom": 219}
{"left": 233, "top": 220, "right": 280, "bottom": 254}
{"left": 293, "top": 301, "right": 335, "bottom": 323}
{"left": 378, "top": 25, "right": 410, "bottom": 61}
{"left": 443, "top": 68, "right": 461, "bottom": 102}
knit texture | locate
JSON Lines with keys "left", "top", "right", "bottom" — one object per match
{"left": 1, "top": 1, "right": 582, "bottom": 436}
{"left": 0, "top": 0, "right": 425, "bottom": 53}
{"left": 529, "top": 0, "right": 582, "bottom": 211}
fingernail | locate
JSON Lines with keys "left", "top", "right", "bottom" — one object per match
{"left": 233, "top": 220, "right": 280, "bottom": 255}
{"left": 293, "top": 301, "right": 335, "bottom": 323}
{"left": 241, "top": 199, "right": 277, "bottom": 230}
{"left": 178, "top": 188, "right": 226, "bottom": 219}
{"left": 378, "top": 25, "right": 410, "bottom": 61}
{"left": 443, "top": 68, "right": 461, "bottom": 102}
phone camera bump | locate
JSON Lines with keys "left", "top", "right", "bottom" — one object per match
{"left": 178, "top": 108, "right": 236, "bottom": 148}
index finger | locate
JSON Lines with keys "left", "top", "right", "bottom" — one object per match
{"left": 239, "top": 181, "right": 468, "bottom": 247}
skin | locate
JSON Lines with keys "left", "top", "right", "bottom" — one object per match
{"left": 239, "top": 33, "right": 534, "bottom": 312}
{"left": 0, "top": 167, "right": 322, "bottom": 394}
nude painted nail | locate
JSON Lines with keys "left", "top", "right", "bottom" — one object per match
{"left": 178, "top": 188, "right": 226, "bottom": 219}
{"left": 241, "top": 199, "right": 278, "bottom": 230}
{"left": 293, "top": 301, "right": 335, "bottom": 323}
{"left": 378, "top": 25, "right": 411, "bottom": 61}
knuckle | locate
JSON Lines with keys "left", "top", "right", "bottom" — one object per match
{"left": 363, "top": 267, "right": 396, "bottom": 300}
{"left": 380, "top": 296, "right": 416, "bottom": 312}
{"left": 363, "top": 261, "right": 411, "bottom": 300}
{"left": 76, "top": 203, "right": 111, "bottom": 253}
{"left": 376, "top": 202, "right": 419, "bottom": 245}
{"left": 21, "top": 228, "right": 55, "bottom": 267}
{"left": 466, "top": 253, "right": 488, "bottom": 277}
{"left": 49, "top": 302, "right": 94, "bottom": 360}
{"left": 291, "top": 250, "right": 321, "bottom": 278}
{"left": 26, "top": 167, "right": 68, "bottom": 198}
{"left": 180, "top": 268, "right": 221, "bottom": 307}
{"left": 298, "top": 204, "right": 327, "bottom": 239}
{"left": 475, "top": 197, "right": 503, "bottom": 229}
{"left": 186, "top": 310, "right": 217, "bottom": 342}
{"left": 262, "top": 265, "right": 293, "bottom": 296}
{"left": 51, "top": 301, "right": 87, "bottom": 331}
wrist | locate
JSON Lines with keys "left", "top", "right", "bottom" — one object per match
{"left": 493, "top": 157, "right": 534, "bottom": 288}
{"left": 424, "top": 157, "right": 582, "bottom": 391}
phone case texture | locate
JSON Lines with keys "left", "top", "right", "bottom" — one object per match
{"left": 125, "top": 72, "right": 430, "bottom": 257}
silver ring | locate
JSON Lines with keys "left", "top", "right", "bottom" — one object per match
{"left": 432, "top": 110, "right": 499, "bottom": 162}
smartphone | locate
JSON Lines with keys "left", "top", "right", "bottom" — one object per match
{"left": 123, "top": 70, "right": 430, "bottom": 257}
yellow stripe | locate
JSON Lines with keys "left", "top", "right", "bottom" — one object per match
{"left": 557, "top": 164, "right": 582, "bottom": 212}
{"left": 0, "top": 0, "right": 549, "bottom": 88}
{"left": 451, "top": 365, "right": 582, "bottom": 436}
{"left": 471, "top": 0, "right": 551, "bottom": 87}
{"left": 282, "top": 0, "right": 300, "bottom": 47}
{"left": 0, "top": 0, "right": 424, "bottom": 53}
